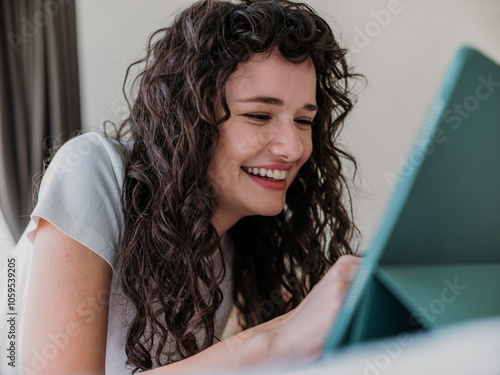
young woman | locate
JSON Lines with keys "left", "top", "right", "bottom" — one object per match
{"left": 19, "top": 0, "right": 361, "bottom": 373}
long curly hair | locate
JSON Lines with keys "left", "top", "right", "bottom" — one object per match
{"left": 111, "top": 0, "right": 361, "bottom": 372}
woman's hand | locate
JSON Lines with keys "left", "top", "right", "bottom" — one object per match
{"left": 268, "top": 255, "right": 362, "bottom": 365}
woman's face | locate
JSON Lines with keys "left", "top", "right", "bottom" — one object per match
{"left": 211, "top": 49, "right": 317, "bottom": 234}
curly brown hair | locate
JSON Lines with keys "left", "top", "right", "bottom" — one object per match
{"left": 110, "top": 0, "right": 361, "bottom": 372}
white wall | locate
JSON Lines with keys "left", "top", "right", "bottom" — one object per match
{"left": 76, "top": 0, "right": 195, "bottom": 131}
{"left": 76, "top": 0, "right": 500, "bottom": 249}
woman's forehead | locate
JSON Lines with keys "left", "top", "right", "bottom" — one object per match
{"left": 226, "top": 49, "right": 316, "bottom": 97}
{"left": 231, "top": 49, "right": 315, "bottom": 77}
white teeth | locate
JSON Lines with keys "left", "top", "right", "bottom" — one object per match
{"left": 243, "top": 167, "right": 289, "bottom": 180}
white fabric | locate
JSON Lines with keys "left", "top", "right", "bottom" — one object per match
{"left": 4, "top": 131, "right": 234, "bottom": 375}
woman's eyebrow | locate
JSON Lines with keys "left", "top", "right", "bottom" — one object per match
{"left": 236, "top": 96, "right": 318, "bottom": 112}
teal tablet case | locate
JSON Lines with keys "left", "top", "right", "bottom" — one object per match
{"left": 324, "top": 47, "right": 500, "bottom": 351}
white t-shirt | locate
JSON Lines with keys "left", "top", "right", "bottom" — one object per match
{"left": 4, "top": 131, "right": 234, "bottom": 375}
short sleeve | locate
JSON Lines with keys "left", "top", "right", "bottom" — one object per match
{"left": 27, "top": 132, "right": 126, "bottom": 271}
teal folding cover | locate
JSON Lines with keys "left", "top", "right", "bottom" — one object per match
{"left": 324, "top": 47, "right": 500, "bottom": 351}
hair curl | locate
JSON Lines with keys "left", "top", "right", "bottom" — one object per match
{"left": 110, "top": 0, "right": 361, "bottom": 372}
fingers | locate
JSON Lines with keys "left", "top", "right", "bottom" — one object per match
{"left": 335, "top": 254, "right": 362, "bottom": 263}
{"left": 271, "top": 255, "right": 362, "bottom": 362}
{"left": 312, "top": 255, "right": 362, "bottom": 312}
{"left": 323, "top": 254, "right": 362, "bottom": 283}
{"left": 290, "top": 254, "right": 362, "bottom": 318}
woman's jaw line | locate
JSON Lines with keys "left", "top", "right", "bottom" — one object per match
{"left": 211, "top": 202, "right": 285, "bottom": 238}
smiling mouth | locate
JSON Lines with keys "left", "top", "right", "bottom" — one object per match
{"left": 241, "top": 167, "right": 288, "bottom": 180}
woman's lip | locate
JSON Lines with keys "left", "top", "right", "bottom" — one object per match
{"left": 242, "top": 169, "right": 287, "bottom": 191}
{"left": 241, "top": 164, "right": 292, "bottom": 171}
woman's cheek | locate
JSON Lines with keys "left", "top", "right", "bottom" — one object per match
{"left": 301, "top": 133, "right": 313, "bottom": 162}
{"left": 216, "top": 159, "right": 242, "bottom": 190}
{"left": 239, "top": 127, "right": 273, "bottom": 155}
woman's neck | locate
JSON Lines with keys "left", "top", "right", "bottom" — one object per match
{"left": 211, "top": 208, "right": 243, "bottom": 238}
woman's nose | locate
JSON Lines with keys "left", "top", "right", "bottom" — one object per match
{"left": 268, "top": 118, "right": 304, "bottom": 162}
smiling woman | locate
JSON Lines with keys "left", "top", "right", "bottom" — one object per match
{"left": 18, "top": 0, "right": 362, "bottom": 374}
{"left": 211, "top": 50, "right": 316, "bottom": 227}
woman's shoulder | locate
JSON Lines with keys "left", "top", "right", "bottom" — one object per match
{"left": 50, "top": 131, "right": 130, "bottom": 176}
{"left": 29, "top": 131, "right": 133, "bottom": 271}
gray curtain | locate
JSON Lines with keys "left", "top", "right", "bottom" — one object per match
{"left": 0, "top": 0, "right": 81, "bottom": 242}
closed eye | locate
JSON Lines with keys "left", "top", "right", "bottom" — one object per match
{"left": 243, "top": 114, "right": 314, "bottom": 127}
{"left": 295, "top": 119, "right": 314, "bottom": 126}
{"left": 243, "top": 114, "right": 271, "bottom": 121}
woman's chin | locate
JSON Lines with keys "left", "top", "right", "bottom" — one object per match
{"left": 253, "top": 204, "right": 285, "bottom": 217}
